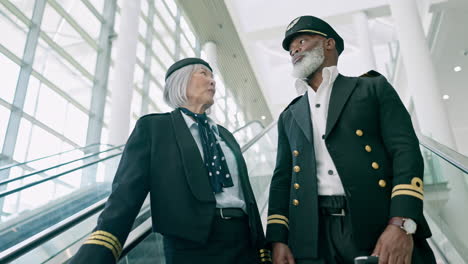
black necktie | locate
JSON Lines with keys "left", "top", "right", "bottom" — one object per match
{"left": 179, "top": 108, "right": 234, "bottom": 193}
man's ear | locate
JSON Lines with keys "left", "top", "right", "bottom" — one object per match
{"left": 325, "top": 38, "right": 336, "bottom": 51}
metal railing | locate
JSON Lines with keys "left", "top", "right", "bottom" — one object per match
{"left": 0, "top": 120, "right": 273, "bottom": 263}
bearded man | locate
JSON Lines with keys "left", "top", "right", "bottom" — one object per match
{"left": 266, "top": 16, "right": 436, "bottom": 264}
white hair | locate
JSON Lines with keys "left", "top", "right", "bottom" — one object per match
{"left": 163, "top": 64, "right": 211, "bottom": 109}
{"left": 292, "top": 41, "right": 325, "bottom": 79}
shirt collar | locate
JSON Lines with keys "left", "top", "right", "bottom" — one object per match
{"left": 180, "top": 109, "right": 219, "bottom": 135}
{"left": 294, "top": 66, "right": 339, "bottom": 95}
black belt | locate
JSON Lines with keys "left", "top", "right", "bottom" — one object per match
{"left": 318, "top": 196, "right": 347, "bottom": 217}
{"left": 215, "top": 208, "right": 246, "bottom": 219}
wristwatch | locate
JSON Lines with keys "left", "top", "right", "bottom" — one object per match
{"left": 388, "top": 217, "right": 417, "bottom": 234}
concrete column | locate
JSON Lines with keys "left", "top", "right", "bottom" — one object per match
{"left": 202, "top": 41, "right": 220, "bottom": 72}
{"left": 202, "top": 42, "right": 227, "bottom": 124}
{"left": 390, "top": 0, "right": 468, "bottom": 253}
{"left": 352, "top": 11, "right": 377, "bottom": 71}
{"left": 389, "top": 0, "right": 455, "bottom": 148}
{"left": 108, "top": 0, "right": 142, "bottom": 147}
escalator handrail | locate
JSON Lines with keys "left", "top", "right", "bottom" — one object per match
{"left": 0, "top": 143, "right": 114, "bottom": 171}
{"left": 0, "top": 122, "right": 276, "bottom": 263}
{"left": 0, "top": 197, "right": 108, "bottom": 263}
{"left": 417, "top": 132, "right": 468, "bottom": 174}
{"left": 0, "top": 144, "right": 125, "bottom": 186}
{"left": 232, "top": 120, "right": 265, "bottom": 134}
{"left": 241, "top": 120, "right": 278, "bottom": 153}
{"left": 0, "top": 152, "right": 122, "bottom": 198}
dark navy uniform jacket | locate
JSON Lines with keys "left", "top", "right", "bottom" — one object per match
{"left": 266, "top": 73, "right": 432, "bottom": 259}
{"left": 70, "top": 110, "right": 270, "bottom": 263}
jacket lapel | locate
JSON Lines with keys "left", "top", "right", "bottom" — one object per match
{"left": 218, "top": 127, "right": 255, "bottom": 204}
{"left": 170, "top": 110, "right": 215, "bottom": 202}
{"left": 290, "top": 93, "right": 313, "bottom": 143}
{"left": 325, "top": 74, "right": 358, "bottom": 138}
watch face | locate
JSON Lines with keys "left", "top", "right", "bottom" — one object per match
{"left": 403, "top": 219, "right": 417, "bottom": 234}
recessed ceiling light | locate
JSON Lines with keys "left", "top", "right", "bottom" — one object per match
{"left": 443, "top": 95, "right": 450, "bottom": 100}
{"left": 261, "top": 115, "right": 266, "bottom": 120}
{"left": 454, "top": 66, "right": 462, "bottom": 72}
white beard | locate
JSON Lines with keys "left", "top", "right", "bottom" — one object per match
{"left": 292, "top": 45, "right": 325, "bottom": 79}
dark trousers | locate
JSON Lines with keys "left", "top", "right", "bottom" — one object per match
{"left": 163, "top": 216, "right": 257, "bottom": 264}
{"left": 296, "top": 196, "right": 437, "bottom": 264}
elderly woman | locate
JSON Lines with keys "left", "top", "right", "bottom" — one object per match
{"left": 70, "top": 58, "right": 270, "bottom": 264}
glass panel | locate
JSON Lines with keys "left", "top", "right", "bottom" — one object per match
{"left": 24, "top": 124, "right": 62, "bottom": 161}
{"left": 180, "top": 16, "right": 196, "bottom": 47}
{"left": 0, "top": 105, "right": 10, "bottom": 151}
{"left": 0, "top": 153, "right": 122, "bottom": 252}
{"left": 9, "top": 0, "right": 34, "bottom": 19}
{"left": 149, "top": 81, "right": 171, "bottom": 112}
{"left": 89, "top": 0, "right": 105, "bottom": 15}
{"left": 243, "top": 124, "right": 278, "bottom": 227}
{"left": 41, "top": 3, "right": 98, "bottom": 73}
{"left": 151, "top": 39, "right": 173, "bottom": 69}
{"left": 131, "top": 88, "right": 142, "bottom": 118}
{"left": 140, "top": 0, "right": 148, "bottom": 17}
{"left": 63, "top": 103, "right": 89, "bottom": 146}
{"left": 23, "top": 76, "right": 41, "bottom": 116}
{"left": 63, "top": 0, "right": 101, "bottom": 39}
{"left": 138, "top": 16, "right": 147, "bottom": 36}
{"left": 118, "top": 233, "right": 166, "bottom": 264}
{"left": 150, "top": 57, "right": 166, "bottom": 85}
{"left": 0, "top": 4, "right": 28, "bottom": 57}
{"left": 155, "top": 0, "right": 175, "bottom": 32}
{"left": 163, "top": 0, "right": 177, "bottom": 17}
{"left": 420, "top": 144, "right": 468, "bottom": 263}
{"left": 35, "top": 85, "right": 68, "bottom": 134}
{"left": 180, "top": 34, "right": 195, "bottom": 57}
{"left": 0, "top": 52, "right": 21, "bottom": 104}
{"left": 34, "top": 38, "right": 92, "bottom": 109}
{"left": 12, "top": 118, "right": 32, "bottom": 162}
{"left": 153, "top": 8, "right": 175, "bottom": 55}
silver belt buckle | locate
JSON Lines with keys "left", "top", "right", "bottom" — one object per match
{"left": 330, "top": 208, "right": 345, "bottom": 216}
{"left": 219, "top": 208, "right": 232, "bottom": 219}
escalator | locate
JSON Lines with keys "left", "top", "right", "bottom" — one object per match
{"left": 1, "top": 121, "right": 467, "bottom": 263}
{"left": 0, "top": 121, "right": 265, "bottom": 263}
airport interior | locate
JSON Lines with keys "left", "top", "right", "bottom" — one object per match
{"left": 0, "top": 0, "right": 467, "bottom": 263}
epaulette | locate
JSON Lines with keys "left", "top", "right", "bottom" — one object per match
{"left": 283, "top": 95, "right": 303, "bottom": 111}
{"left": 360, "top": 70, "right": 382, "bottom": 78}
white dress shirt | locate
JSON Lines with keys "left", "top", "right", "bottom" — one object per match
{"left": 295, "top": 66, "right": 345, "bottom": 195}
{"left": 180, "top": 110, "right": 247, "bottom": 212}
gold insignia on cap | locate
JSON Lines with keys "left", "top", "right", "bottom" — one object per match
{"left": 286, "top": 17, "right": 301, "bottom": 31}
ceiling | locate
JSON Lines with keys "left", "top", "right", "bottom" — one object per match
{"left": 178, "top": 0, "right": 467, "bottom": 154}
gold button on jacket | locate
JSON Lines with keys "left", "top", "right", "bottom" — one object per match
{"left": 293, "top": 165, "right": 301, "bottom": 173}
{"left": 356, "top": 129, "right": 364, "bottom": 137}
{"left": 294, "top": 183, "right": 300, "bottom": 189}
{"left": 372, "top": 162, "right": 379, "bottom": 169}
{"left": 293, "top": 150, "right": 299, "bottom": 157}
{"left": 365, "top": 145, "right": 372, "bottom": 152}
{"left": 293, "top": 199, "right": 299, "bottom": 206}
{"left": 379, "top": 180, "right": 386, "bottom": 187}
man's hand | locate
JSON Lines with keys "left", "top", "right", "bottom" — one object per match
{"left": 272, "top": 242, "right": 295, "bottom": 264}
{"left": 372, "top": 223, "right": 414, "bottom": 264}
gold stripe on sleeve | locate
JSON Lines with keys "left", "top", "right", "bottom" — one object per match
{"left": 391, "top": 190, "right": 424, "bottom": 200}
{"left": 267, "top": 214, "right": 289, "bottom": 223}
{"left": 84, "top": 239, "right": 119, "bottom": 260}
{"left": 267, "top": 219, "right": 289, "bottom": 229}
